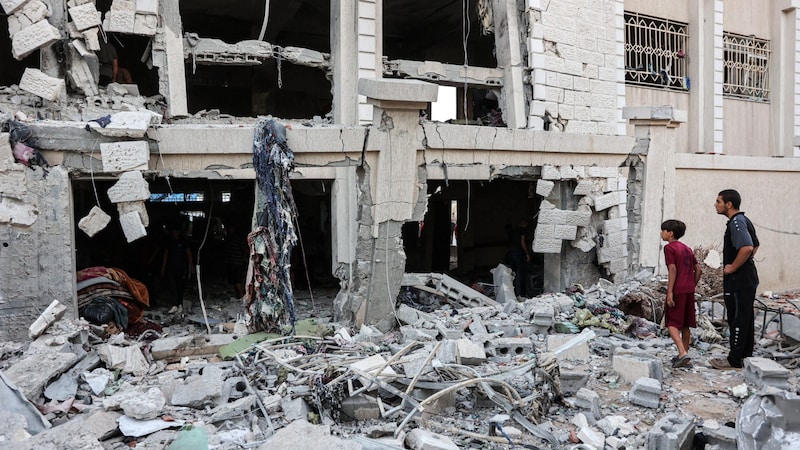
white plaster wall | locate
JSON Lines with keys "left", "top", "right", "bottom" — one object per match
{"left": 723, "top": 99, "right": 773, "bottom": 156}
{"left": 724, "top": 0, "right": 771, "bottom": 37}
{"left": 674, "top": 160, "right": 800, "bottom": 292}
{"left": 624, "top": 0, "right": 691, "bottom": 23}
{"left": 624, "top": 87, "right": 690, "bottom": 151}
{"left": 535, "top": 0, "right": 623, "bottom": 135}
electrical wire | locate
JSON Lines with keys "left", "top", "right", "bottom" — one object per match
{"left": 193, "top": 186, "right": 214, "bottom": 334}
{"left": 751, "top": 220, "right": 800, "bottom": 236}
{"left": 257, "top": 0, "right": 271, "bottom": 41}
{"left": 87, "top": 139, "right": 101, "bottom": 206}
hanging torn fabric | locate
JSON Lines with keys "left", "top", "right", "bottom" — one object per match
{"left": 246, "top": 118, "right": 298, "bottom": 334}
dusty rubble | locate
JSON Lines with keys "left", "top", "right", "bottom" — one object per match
{"left": 1, "top": 256, "right": 799, "bottom": 450}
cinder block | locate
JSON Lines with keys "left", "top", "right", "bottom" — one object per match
{"left": 605, "top": 230, "right": 627, "bottom": 247}
{"left": 17, "top": 0, "right": 48, "bottom": 24}
{"left": 0, "top": 0, "right": 28, "bottom": 14}
{"left": 647, "top": 415, "right": 694, "bottom": 450}
{"left": 565, "top": 208, "right": 591, "bottom": 226}
{"left": 533, "top": 237, "right": 561, "bottom": 253}
{"left": 396, "top": 304, "right": 421, "bottom": 325}
{"left": 83, "top": 28, "right": 100, "bottom": 50}
{"left": 554, "top": 224, "right": 577, "bottom": 240}
{"left": 104, "top": 10, "right": 135, "bottom": 33}
{"left": 340, "top": 394, "right": 380, "bottom": 421}
{"left": 68, "top": 2, "right": 101, "bottom": 30}
{"left": 107, "top": 170, "right": 151, "bottom": 203}
{"left": 587, "top": 166, "right": 620, "bottom": 178}
{"left": 559, "top": 166, "right": 579, "bottom": 180}
{"left": 78, "top": 205, "right": 111, "bottom": 237}
{"left": 602, "top": 218, "right": 628, "bottom": 234}
{"left": 19, "top": 68, "right": 65, "bottom": 101}
{"left": 573, "top": 179, "right": 593, "bottom": 196}
{"left": 532, "top": 305, "right": 555, "bottom": 327}
{"left": 547, "top": 334, "right": 590, "bottom": 362}
{"left": 743, "top": 357, "right": 791, "bottom": 390}
{"left": 541, "top": 165, "right": 560, "bottom": 180}
{"left": 560, "top": 371, "right": 590, "bottom": 395}
{"left": 117, "top": 200, "right": 149, "bottom": 227}
{"left": 536, "top": 179, "right": 554, "bottom": 197}
{"left": 577, "top": 427, "right": 605, "bottom": 449}
{"left": 597, "top": 244, "right": 627, "bottom": 264}
{"left": 405, "top": 429, "right": 459, "bottom": 450}
{"left": 119, "top": 211, "right": 146, "bottom": 243}
{"left": 484, "top": 319, "right": 520, "bottom": 338}
{"left": 538, "top": 208, "right": 567, "bottom": 225}
{"left": 535, "top": 224, "right": 555, "bottom": 239}
{"left": 66, "top": 46, "right": 99, "bottom": 96}
{"left": 456, "top": 339, "right": 486, "bottom": 365}
{"left": 701, "top": 423, "right": 736, "bottom": 449}
{"left": 100, "top": 141, "right": 150, "bottom": 172}
{"left": 485, "top": 337, "right": 533, "bottom": 361}
{"left": 133, "top": 13, "right": 157, "bottom": 35}
{"left": 630, "top": 377, "right": 661, "bottom": 408}
{"left": 607, "top": 257, "right": 628, "bottom": 273}
{"left": 574, "top": 388, "right": 600, "bottom": 418}
{"left": 111, "top": 0, "right": 136, "bottom": 11}
{"left": 612, "top": 353, "right": 663, "bottom": 383}
{"left": 594, "top": 191, "right": 622, "bottom": 211}
{"left": 12, "top": 20, "right": 61, "bottom": 60}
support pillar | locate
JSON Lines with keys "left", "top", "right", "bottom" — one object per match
{"left": 154, "top": 0, "right": 188, "bottom": 117}
{"left": 492, "top": 0, "right": 527, "bottom": 128}
{"left": 688, "top": 0, "right": 723, "bottom": 154}
{"left": 331, "top": 0, "right": 358, "bottom": 125}
{"left": 774, "top": 2, "right": 800, "bottom": 156}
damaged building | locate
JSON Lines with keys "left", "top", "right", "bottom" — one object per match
{"left": 1, "top": 0, "right": 800, "bottom": 448}
{"left": 2, "top": 0, "right": 799, "bottom": 338}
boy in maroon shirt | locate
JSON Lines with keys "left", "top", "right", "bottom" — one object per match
{"left": 661, "top": 220, "right": 702, "bottom": 368}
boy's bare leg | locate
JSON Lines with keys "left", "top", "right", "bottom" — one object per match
{"left": 668, "top": 326, "right": 688, "bottom": 357}
{"left": 681, "top": 327, "right": 691, "bottom": 354}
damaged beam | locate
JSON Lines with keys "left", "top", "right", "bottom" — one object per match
{"left": 384, "top": 59, "right": 504, "bottom": 88}
{"left": 183, "top": 36, "right": 330, "bottom": 69}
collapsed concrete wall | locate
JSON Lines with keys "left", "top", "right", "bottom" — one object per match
{"left": 0, "top": 133, "right": 76, "bottom": 341}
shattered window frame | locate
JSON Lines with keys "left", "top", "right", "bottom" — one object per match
{"left": 722, "top": 31, "right": 770, "bottom": 102}
{"left": 624, "top": 12, "right": 689, "bottom": 91}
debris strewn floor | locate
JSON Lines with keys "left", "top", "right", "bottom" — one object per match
{"left": 1, "top": 260, "right": 798, "bottom": 450}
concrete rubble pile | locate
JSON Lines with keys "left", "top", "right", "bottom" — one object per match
{"left": 0, "top": 265, "right": 799, "bottom": 449}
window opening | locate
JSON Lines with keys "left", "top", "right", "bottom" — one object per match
{"left": 624, "top": 12, "right": 688, "bottom": 90}
{"left": 723, "top": 32, "right": 770, "bottom": 102}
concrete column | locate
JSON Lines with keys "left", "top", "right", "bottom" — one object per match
{"left": 331, "top": 0, "right": 359, "bottom": 125}
{"left": 688, "top": 0, "right": 722, "bottom": 153}
{"left": 331, "top": 166, "right": 358, "bottom": 271}
{"left": 491, "top": 0, "right": 527, "bottom": 129}
{"left": 154, "top": 0, "right": 188, "bottom": 117}
{"left": 543, "top": 182, "right": 563, "bottom": 293}
{"left": 773, "top": 2, "right": 799, "bottom": 157}
{"left": 623, "top": 106, "right": 685, "bottom": 269}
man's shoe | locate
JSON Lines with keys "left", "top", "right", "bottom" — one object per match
{"left": 710, "top": 357, "right": 741, "bottom": 370}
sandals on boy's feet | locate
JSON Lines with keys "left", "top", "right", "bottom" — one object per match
{"left": 672, "top": 354, "right": 692, "bottom": 368}
{"left": 710, "top": 357, "right": 741, "bottom": 370}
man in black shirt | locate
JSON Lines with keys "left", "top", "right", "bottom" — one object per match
{"left": 710, "top": 189, "right": 759, "bottom": 370}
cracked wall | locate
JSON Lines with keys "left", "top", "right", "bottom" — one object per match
{"left": 0, "top": 133, "right": 76, "bottom": 341}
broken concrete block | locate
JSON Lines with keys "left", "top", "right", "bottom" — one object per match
{"left": 533, "top": 237, "right": 561, "bottom": 254}
{"left": 594, "top": 191, "right": 623, "bottom": 211}
{"left": 456, "top": 338, "right": 486, "bottom": 365}
{"left": 12, "top": 19, "right": 61, "bottom": 60}
{"left": 405, "top": 428, "right": 459, "bottom": 450}
{"left": 172, "top": 366, "right": 225, "bottom": 409}
{"left": 3, "top": 351, "right": 81, "bottom": 402}
{"left": 573, "top": 179, "right": 593, "bottom": 196}
{"left": 574, "top": 387, "right": 601, "bottom": 418}
{"left": 88, "top": 111, "right": 161, "bottom": 137}
{"left": 648, "top": 415, "right": 695, "bottom": 450}
{"left": 578, "top": 426, "right": 605, "bottom": 449}
{"left": 587, "top": 166, "right": 620, "bottom": 178}
{"left": 629, "top": 377, "right": 661, "bottom": 408}
{"left": 78, "top": 205, "right": 111, "bottom": 237}
{"left": 1, "top": 0, "right": 28, "bottom": 14}
{"left": 117, "top": 201, "right": 149, "bottom": 227}
{"left": 0, "top": 196, "right": 38, "bottom": 226}
{"left": 83, "top": 27, "right": 100, "bottom": 50}
{"left": 97, "top": 344, "right": 149, "bottom": 376}
{"left": 19, "top": 68, "right": 65, "bottom": 101}
{"left": 107, "top": 171, "right": 150, "bottom": 203}
{"left": 259, "top": 420, "right": 362, "bottom": 450}
{"left": 485, "top": 337, "right": 533, "bottom": 361}
{"left": 559, "top": 165, "right": 579, "bottom": 179}
{"left": 68, "top": 2, "right": 101, "bottom": 30}
{"left": 136, "top": 0, "right": 159, "bottom": 14}
{"left": 119, "top": 211, "right": 147, "bottom": 242}
{"left": 16, "top": 0, "right": 49, "bottom": 24}
{"left": 209, "top": 395, "right": 256, "bottom": 423}
{"left": 547, "top": 334, "right": 590, "bottom": 362}
{"left": 340, "top": 393, "right": 380, "bottom": 421}
{"left": 101, "top": 141, "right": 149, "bottom": 172}
{"left": 281, "top": 396, "right": 311, "bottom": 421}
{"left": 349, "top": 354, "right": 397, "bottom": 390}
{"left": 532, "top": 305, "right": 555, "bottom": 328}
{"left": 490, "top": 263, "right": 516, "bottom": 304}
{"left": 553, "top": 224, "right": 577, "bottom": 240}
{"left": 743, "top": 357, "right": 791, "bottom": 390}
{"left": 19, "top": 410, "right": 121, "bottom": 449}
{"left": 560, "top": 371, "right": 590, "bottom": 395}
{"left": 133, "top": 13, "right": 157, "bottom": 35}
{"left": 536, "top": 179, "right": 554, "bottom": 197}
{"left": 104, "top": 10, "right": 135, "bottom": 33}
{"left": 596, "top": 415, "right": 637, "bottom": 437}
{"left": 121, "top": 387, "right": 165, "bottom": 420}
{"left": 541, "top": 165, "right": 560, "bottom": 180}
{"left": 396, "top": 304, "right": 421, "bottom": 325}
{"left": 28, "top": 299, "right": 68, "bottom": 339}
{"left": 612, "top": 352, "right": 663, "bottom": 383}
{"left": 150, "top": 334, "right": 236, "bottom": 361}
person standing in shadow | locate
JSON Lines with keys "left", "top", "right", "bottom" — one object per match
{"left": 161, "top": 224, "right": 193, "bottom": 308}
{"left": 508, "top": 218, "right": 532, "bottom": 299}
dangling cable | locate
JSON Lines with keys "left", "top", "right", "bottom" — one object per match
{"left": 194, "top": 186, "right": 214, "bottom": 334}
{"left": 464, "top": 179, "right": 471, "bottom": 232}
{"left": 257, "top": 0, "right": 271, "bottom": 41}
{"left": 88, "top": 139, "right": 101, "bottom": 206}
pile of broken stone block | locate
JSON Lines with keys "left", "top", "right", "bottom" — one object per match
{"left": 1, "top": 269, "right": 799, "bottom": 449}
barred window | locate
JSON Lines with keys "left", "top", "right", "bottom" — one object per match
{"left": 624, "top": 12, "right": 688, "bottom": 90}
{"left": 723, "top": 32, "right": 770, "bottom": 101}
